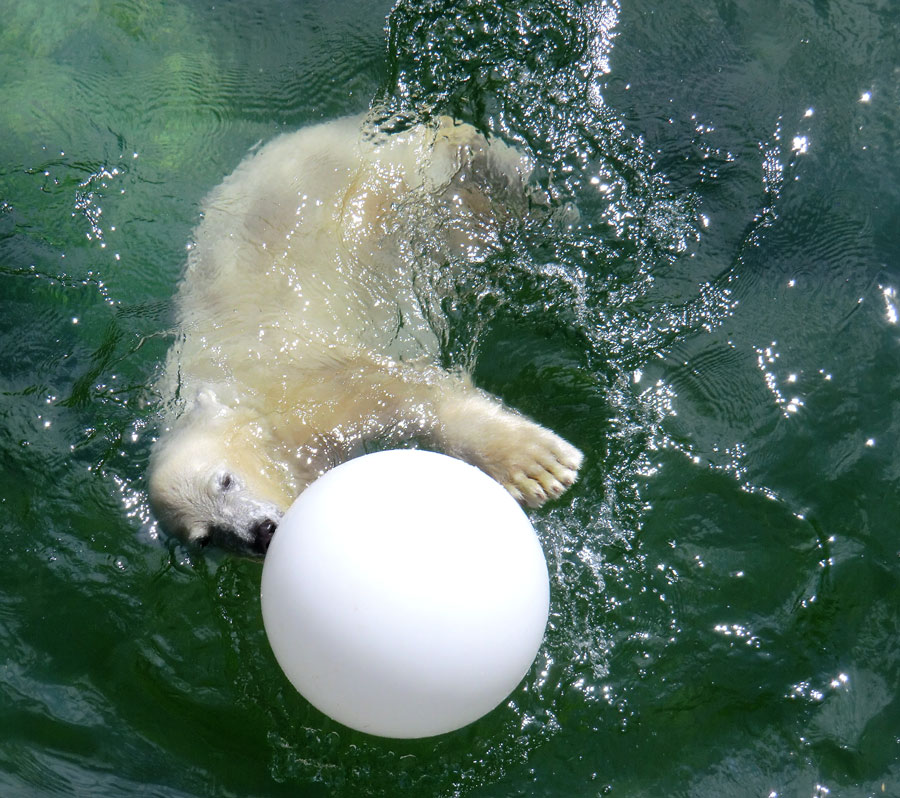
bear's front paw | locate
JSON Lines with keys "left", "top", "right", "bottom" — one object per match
{"left": 434, "top": 390, "right": 583, "bottom": 507}
{"left": 491, "top": 424, "right": 583, "bottom": 508}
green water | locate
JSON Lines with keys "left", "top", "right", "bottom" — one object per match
{"left": 2, "top": 0, "right": 898, "bottom": 795}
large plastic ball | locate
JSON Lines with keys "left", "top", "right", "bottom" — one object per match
{"left": 260, "top": 449, "right": 550, "bottom": 738}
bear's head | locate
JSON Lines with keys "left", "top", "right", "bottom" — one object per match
{"left": 148, "top": 391, "right": 291, "bottom": 556}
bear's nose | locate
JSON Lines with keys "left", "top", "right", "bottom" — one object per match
{"left": 251, "top": 518, "right": 278, "bottom": 555}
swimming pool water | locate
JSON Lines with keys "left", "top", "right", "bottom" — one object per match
{"left": 1, "top": 0, "right": 898, "bottom": 795}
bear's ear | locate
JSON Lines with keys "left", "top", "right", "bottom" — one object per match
{"left": 195, "top": 388, "right": 219, "bottom": 408}
{"left": 192, "top": 388, "right": 232, "bottom": 417}
{"left": 179, "top": 388, "right": 230, "bottom": 425}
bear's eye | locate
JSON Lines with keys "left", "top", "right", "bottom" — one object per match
{"left": 217, "top": 472, "right": 236, "bottom": 492}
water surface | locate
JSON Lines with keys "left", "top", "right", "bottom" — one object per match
{"left": 1, "top": 0, "right": 898, "bottom": 795}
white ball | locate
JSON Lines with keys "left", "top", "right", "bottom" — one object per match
{"left": 260, "top": 449, "right": 549, "bottom": 738}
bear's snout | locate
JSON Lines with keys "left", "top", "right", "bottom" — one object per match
{"left": 251, "top": 518, "right": 278, "bottom": 555}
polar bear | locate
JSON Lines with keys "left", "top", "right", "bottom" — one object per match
{"left": 148, "top": 114, "right": 582, "bottom": 556}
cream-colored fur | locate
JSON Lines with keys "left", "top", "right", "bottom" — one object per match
{"left": 148, "top": 114, "right": 582, "bottom": 555}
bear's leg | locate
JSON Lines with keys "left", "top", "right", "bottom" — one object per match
{"left": 305, "top": 357, "right": 581, "bottom": 507}
{"left": 429, "top": 384, "right": 583, "bottom": 507}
